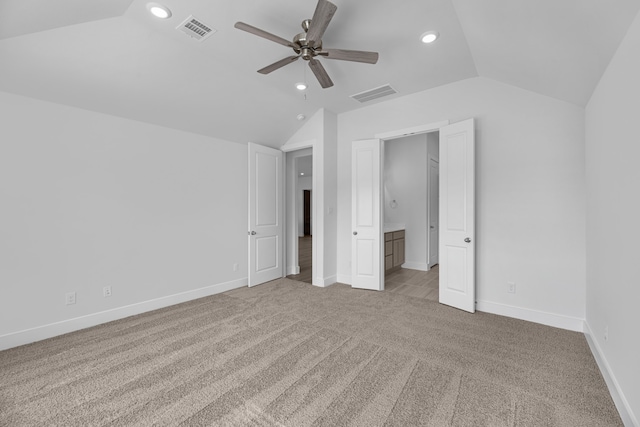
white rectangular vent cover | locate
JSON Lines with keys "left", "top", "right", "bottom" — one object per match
{"left": 177, "top": 15, "right": 216, "bottom": 41}
{"left": 350, "top": 84, "right": 397, "bottom": 103}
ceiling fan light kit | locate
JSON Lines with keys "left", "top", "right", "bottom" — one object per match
{"left": 234, "top": 0, "right": 379, "bottom": 89}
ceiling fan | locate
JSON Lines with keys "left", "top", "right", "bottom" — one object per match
{"left": 234, "top": 0, "right": 379, "bottom": 89}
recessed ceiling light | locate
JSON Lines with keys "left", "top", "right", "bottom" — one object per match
{"left": 296, "top": 114, "right": 306, "bottom": 121}
{"left": 147, "top": 3, "right": 172, "bottom": 19}
{"left": 295, "top": 82, "right": 308, "bottom": 91}
{"left": 420, "top": 31, "right": 439, "bottom": 44}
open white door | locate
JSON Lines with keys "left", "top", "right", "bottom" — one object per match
{"left": 248, "top": 143, "right": 284, "bottom": 287}
{"left": 439, "top": 119, "right": 475, "bottom": 312}
{"left": 351, "top": 139, "right": 383, "bottom": 291}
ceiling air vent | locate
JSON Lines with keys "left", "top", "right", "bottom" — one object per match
{"left": 176, "top": 15, "right": 216, "bottom": 42}
{"left": 350, "top": 84, "right": 397, "bottom": 103}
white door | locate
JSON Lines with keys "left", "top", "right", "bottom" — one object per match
{"left": 429, "top": 158, "right": 439, "bottom": 268}
{"left": 248, "top": 143, "right": 284, "bottom": 287}
{"left": 351, "top": 139, "right": 383, "bottom": 291}
{"left": 439, "top": 119, "right": 475, "bottom": 312}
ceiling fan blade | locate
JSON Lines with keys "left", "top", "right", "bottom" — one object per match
{"left": 306, "top": 0, "right": 337, "bottom": 47}
{"left": 258, "top": 56, "right": 300, "bottom": 74}
{"left": 234, "top": 22, "right": 295, "bottom": 48}
{"left": 308, "top": 58, "right": 334, "bottom": 88}
{"left": 318, "top": 48, "right": 379, "bottom": 64}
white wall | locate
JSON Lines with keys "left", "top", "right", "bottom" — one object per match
{"left": 337, "top": 77, "right": 586, "bottom": 330}
{"left": 322, "top": 110, "right": 338, "bottom": 285}
{"left": 585, "top": 11, "right": 640, "bottom": 426}
{"left": 0, "top": 91, "right": 248, "bottom": 349}
{"left": 384, "top": 134, "right": 429, "bottom": 268}
{"left": 282, "top": 108, "right": 337, "bottom": 287}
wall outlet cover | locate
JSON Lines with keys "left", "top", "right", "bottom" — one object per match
{"left": 65, "top": 292, "right": 76, "bottom": 305}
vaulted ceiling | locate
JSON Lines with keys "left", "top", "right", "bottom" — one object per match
{"left": 0, "top": 0, "right": 638, "bottom": 147}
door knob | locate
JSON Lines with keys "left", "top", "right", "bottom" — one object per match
{"left": 464, "top": 237, "right": 471, "bottom": 243}
{"left": 430, "top": 225, "right": 435, "bottom": 229}
{"left": 353, "top": 231, "right": 358, "bottom": 235}
{"left": 250, "top": 231, "right": 257, "bottom": 235}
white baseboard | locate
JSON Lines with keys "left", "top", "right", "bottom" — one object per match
{"left": 584, "top": 322, "right": 638, "bottom": 427}
{"left": 323, "top": 275, "right": 337, "bottom": 286}
{"left": 401, "top": 261, "right": 430, "bottom": 271}
{"left": 287, "top": 265, "right": 300, "bottom": 275}
{"left": 312, "top": 275, "right": 337, "bottom": 288}
{"left": 0, "top": 278, "right": 247, "bottom": 352}
{"left": 475, "top": 300, "right": 584, "bottom": 332}
{"left": 336, "top": 274, "right": 352, "bottom": 285}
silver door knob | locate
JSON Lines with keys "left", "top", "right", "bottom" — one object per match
{"left": 464, "top": 237, "right": 471, "bottom": 243}
{"left": 251, "top": 231, "right": 257, "bottom": 235}
{"left": 353, "top": 231, "right": 358, "bottom": 235}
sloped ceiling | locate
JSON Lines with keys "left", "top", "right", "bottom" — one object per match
{"left": 0, "top": 0, "right": 638, "bottom": 148}
{"left": 0, "top": 0, "right": 135, "bottom": 40}
{"left": 452, "top": 0, "right": 639, "bottom": 106}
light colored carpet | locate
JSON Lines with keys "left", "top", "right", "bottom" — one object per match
{"left": 0, "top": 278, "right": 622, "bottom": 426}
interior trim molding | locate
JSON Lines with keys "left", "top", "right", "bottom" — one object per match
{"left": 313, "top": 275, "right": 337, "bottom": 288}
{"left": 401, "top": 261, "right": 429, "bottom": 271}
{"left": 336, "top": 274, "right": 352, "bottom": 285}
{"left": 0, "top": 278, "right": 248, "bottom": 352}
{"left": 287, "top": 265, "right": 301, "bottom": 275}
{"left": 475, "top": 300, "right": 584, "bottom": 332}
{"left": 584, "top": 322, "right": 638, "bottom": 427}
{"left": 280, "top": 138, "right": 316, "bottom": 152}
{"left": 374, "top": 120, "right": 449, "bottom": 141}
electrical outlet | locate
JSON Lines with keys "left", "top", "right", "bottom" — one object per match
{"left": 233, "top": 263, "right": 238, "bottom": 272}
{"left": 507, "top": 282, "right": 516, "bottom": 293}
{"left": 65, "top": 292, "right": 76, "bottom": 305}
{"left": 103, "top": 286, "right": 112, "bottom": 297}
{"left": 604, "top": 326, "right": 609, "bottom": 342}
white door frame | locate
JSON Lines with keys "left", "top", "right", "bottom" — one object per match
{"left": 375, "top": 121, "right": 450, "bottom": 141}
{"left": 367, "top": 121, "right": 447, "bottom": 291}
{"left": 375, "top": 119, "right": 476, "bottom": 313}
{"left": 281, "top": 139, "right": 326, "bottom": 287}
{"left": 284, "top": 147, "right": 314, "bottom": 277}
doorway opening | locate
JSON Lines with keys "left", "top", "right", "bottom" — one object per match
{"left": 351, "top": 118, "right": 474, "bottom": 311}
{"left": 303, "top": 190, "right": 312, "bottom": 236}
{"left": 286, "top": 151, "right": 313, "bottom": 284}
{"left": 383, "top": 131, "right": 440, "bottom": 301}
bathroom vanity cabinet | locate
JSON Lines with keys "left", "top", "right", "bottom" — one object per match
{"left": 384, "top": 229, "right": 405, "bottom": 272}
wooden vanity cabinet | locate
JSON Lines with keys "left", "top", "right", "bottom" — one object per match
{"left": 384, "top": 230, "right": 405, "bottom": 272}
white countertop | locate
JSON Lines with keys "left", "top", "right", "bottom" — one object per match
{"left": 383, "top": 223, "right": 405, "bottom": 233}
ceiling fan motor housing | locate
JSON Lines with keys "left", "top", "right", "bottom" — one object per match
{"left": 294, "top": 28, "right": 322, "bottom": 60}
